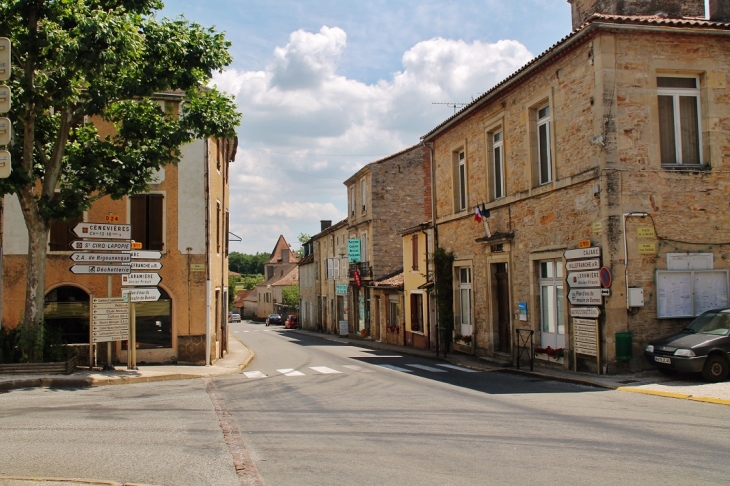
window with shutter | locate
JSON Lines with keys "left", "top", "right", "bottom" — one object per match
{"left": 334, "top": 258, "right": 340, "bottom": 279}
{"left": 49, "top": 217, "right": 81, "bottom": 252}
{"left": 130, "top": 194, "right": 164, "bottom": 251}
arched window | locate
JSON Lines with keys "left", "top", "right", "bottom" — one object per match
{"left": 44, "top": 286, "right": 90, "bottom": 344}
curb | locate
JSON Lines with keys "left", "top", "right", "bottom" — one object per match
{"left": 0, "top": 476, "right": 158, "bottom": 485}
{"left": 497, "top": 367, "right": 617, "bottom": 390}
{"left": 618, "top": 386, "right": 730, "bottom": 405}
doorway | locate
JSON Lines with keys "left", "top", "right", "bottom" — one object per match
{"left": 494, "top": 263, "right": 511, "bottom": 353}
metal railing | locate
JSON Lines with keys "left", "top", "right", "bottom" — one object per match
{"left": 349, "top": 261, "right": 371, "bottom": 279}
{"left": 515, "top": 329, "right": 534, "bottom": 371}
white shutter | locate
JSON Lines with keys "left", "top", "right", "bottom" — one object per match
{"left": 327, "top": 258, "right": 334, "bottom": 280}
{"left": 334, "top": 258, "right": 340, "bottom": 279}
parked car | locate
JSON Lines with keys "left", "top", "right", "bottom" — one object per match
{"left": 284, "top": 315, "right": 299, "bottom": 329}
{"left": 228, "top": 312, "right": 241, "bottom": 323}
{"left": 644, "top": 308, "right": 730, "bottom": 382}
{"left": 266, "top": 314, "right": 282, "bottom": 326}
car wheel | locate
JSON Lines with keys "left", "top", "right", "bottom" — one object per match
{"left": 702, "top": 355, "right": 729, "bottom": 383}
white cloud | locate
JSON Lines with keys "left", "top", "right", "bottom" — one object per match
{"left": 220, "top": 27, "right": 534, "bottom": 254}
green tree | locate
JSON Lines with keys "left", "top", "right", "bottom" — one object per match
{"left": 0, "top": 1, "right": 241, "bottom": 360}
{"left": 281, "top": 285, "right": 299, "bottom": 308}
{"left": 228, "top": 251, "right": 268, "bottom": 274}
{"left": 242, "top": 274, "right": 264, "bottom": 290}
{"left": 295, "top": 233, "right": 311, "bottom": 258}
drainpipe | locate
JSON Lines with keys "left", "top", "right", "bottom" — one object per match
{"left": 205, "top": 138, "right": 211, "bottom": 366}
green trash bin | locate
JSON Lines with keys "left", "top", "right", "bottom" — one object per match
{"left": 615, "top": 332, "right": 633, "bottom": 361}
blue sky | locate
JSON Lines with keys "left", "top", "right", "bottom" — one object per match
{"left": 160, "top": 0, "right": 574, "bottom": 254}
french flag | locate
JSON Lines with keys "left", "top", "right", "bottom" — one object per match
{"left": 474, "top": 206, "right": 483, "bottom": 223}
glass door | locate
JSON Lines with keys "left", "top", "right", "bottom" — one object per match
{"left": 539, "top": 260, "right": 565, "bottom": 349}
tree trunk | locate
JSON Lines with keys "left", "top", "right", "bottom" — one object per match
{"left": 17, "top": 189, "right": 50, "bottom": 362}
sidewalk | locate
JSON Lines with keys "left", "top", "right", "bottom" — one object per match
{"left": 0, "top": 336, "right": 253, "bottom": 392}
{"left": 2, "top": 328, "right": 729, "bottom": 406}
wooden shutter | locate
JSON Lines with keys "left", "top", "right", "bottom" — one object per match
{"left": 148, "top": 194, "right": 164, "bottom": 251}
{"left": 49, "top": 218, "right": 79, "bottom": 251}
{"left": 130, "top": 195, "right": 148, "bottom": 248}
{"left": 411, "top": 234, "right": 419, "bottom": 271}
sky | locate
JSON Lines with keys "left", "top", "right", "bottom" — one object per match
{"left": 159, "top": 0, "right": 575, "bottom": 255}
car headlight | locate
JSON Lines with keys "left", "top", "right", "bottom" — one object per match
{"left": 645, "top": 345, "right": 654, "bottom": 353}
{"left": 674, "top": 349, "right": 696, "bottom": 357}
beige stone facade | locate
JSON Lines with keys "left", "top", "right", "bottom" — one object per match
{"left": 423, "top": 3, "right": 730, "bottom": 373}
{"left": 402, "top": 223, "right": 434, "bottom": 349}
{"left": 2, "top": 93, "right": 236, "bottom": 365}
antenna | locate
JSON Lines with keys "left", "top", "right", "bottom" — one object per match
{"left": 432, "top": 102, "right": 468, "bottom": 114}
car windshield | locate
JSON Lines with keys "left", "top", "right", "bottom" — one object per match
{"left": 685, "top": 310, "right": 730, "bottom": 336}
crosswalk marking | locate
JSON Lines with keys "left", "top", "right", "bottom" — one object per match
{"left": 406, "top": 364, "right": 447, "bottom": 373}
{"left": 277, "top": 368, "right": 305, "bottom": 376}
{"left": 309, "top": 366, "right": 342, "bottom": 374}
{"left": 243, "top": 371, "right": 267, "bottom": 378}
{"left": 378, "top": 364, "right": 413, "bottom": 373}
{"left": 436, "top": 363, "right": 479, "bottom": 372}
{"left": 342, "top": 365, "right": 374, "bottom": 373}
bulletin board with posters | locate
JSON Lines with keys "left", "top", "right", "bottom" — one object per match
{"left": 656, "top": 270, "right": 729, "bottom": 318}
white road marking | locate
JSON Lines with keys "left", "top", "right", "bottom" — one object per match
{"left": 342, "top": 365, "right": 374, "bottom": 373}
{"left": 436, "top": 364, "right": 479, "bottom": 372}
{"left": 243, "top": 371, "right": 267, "bottom": 379}
{"left": 378, "top": 364, "right": 413, "bottom": 373}
{"left": 310, "top": 366, "right": 342, "bottom": 374}
{"left": 277, "top": 368, "right": 305, "bottom": 376}
{"left": 406, "top": 364, "right": 447, "bottom": 373}
{"left": 243, "top": 331, "right": 250, "bottom": 333}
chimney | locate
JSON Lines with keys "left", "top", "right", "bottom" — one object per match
{"left": 710, "top": 0, "right": 730, "bottom": 22}
{"left": 567, "top": 0, "right": 705, "bottom": 30}
{"left": 320, "top": 220, "right": 332, "bottom": 231}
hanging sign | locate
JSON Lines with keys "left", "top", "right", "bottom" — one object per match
{"left": 73, "top": 222, "right": 131, "bottom": 240}
{"left": 353, "top": 269, "right": 362, "bottom": 287}
{"left": 348, "top": 239, "right": 361, "bottom": 263}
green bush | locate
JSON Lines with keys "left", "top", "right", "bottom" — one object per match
{"left": 0, "top": 323, "right": 75, "bottom": 364}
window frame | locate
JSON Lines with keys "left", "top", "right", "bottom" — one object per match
{"left": 486, "top": 125, "right": 506, "bottom": 201}
{"left": 455, "top": 265, "right": 473, "bottom": 337}
{"left": 657, "top": 75, "right": 703, "bottom": 166}
{"left": 536, "top": 104, "right": 552, "bottom": 185}
{"left": 453, "top": 148, "right": 467, "bottom": 213}
{"left": 48, "top": 208, "right": 86, "bottom": 253}
{"left": 129, "top": 192, "right": 166, "bottom": 252}
{"left": 410, "top": 292, "right": 424, "bottom": 333}
{"left": 411, "top": 234, "right": 419, "bottom": 271}
{"left": 361, "top": 178, "right": 367, "bottom": 213}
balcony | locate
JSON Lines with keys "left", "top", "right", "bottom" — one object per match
{"left": 349, "top": 261, "right": 372, "bottom": 279}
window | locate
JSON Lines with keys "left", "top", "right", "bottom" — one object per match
{"left": 658, "top": 76, "right": 702, "bottom": 165}
{"left": 457, "top": 267, "right": 472, "bottom": 337}
{"left": 49, "top": 216, "right": 82, "bottom": 252}
{"left": 334, "top": 257, "right": 340, "bottom": 279}
{"left": 327, "top": 258, "right": 334, "bottom": 280}
{"left": 410, "top": 293, "right": 423, "bottom": 332}
{"left": 539, "top": 260, "right": 565, "bottom": 349}
{"left": 361, "top": 179, "right": 367, "bottom": 213}
{"left": 537, "top": 105, "right": 552, "bottom": 185}
{"left": 491, "top": 130, "right": 505, "bottom": 199}
{"left": 411, "top": 234, "right": 419, "bottom": 271}
{"left": 454, "top": 150, "right": 467, "bottom": 212}
{"left": 360, "top": 232, "right": 368, "bottom": 263}
{"left": 225, "top": 210, "right": 230, "bottom": 256}
{"left": 130, "top": 194, "right": 164, "bottom": 250}
{"left": 350, "top": 188, "right": 355, "bottom": 216}
{"left": 389, "top": 300, "right": 399, "bottom": 328}
{"left": 216, "top": 201, "right": 221, "bottom": 253}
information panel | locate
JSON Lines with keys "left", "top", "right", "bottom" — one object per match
{"left": 656, "top": 270, "right": 729, "bottom": 318}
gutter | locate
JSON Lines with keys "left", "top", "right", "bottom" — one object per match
{"left": 205, "top": 138, "right": 211, "bottom": 366}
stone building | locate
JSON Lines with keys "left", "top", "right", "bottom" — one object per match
{"left": 310, "top": 219, "right": 349, "bottom": 334}
{"left": 255, "top": 235, "right": 298, "bottom": 319}
{"left": 2, "top": 92, "right": 236, "bottom": 365}
{"left": 422, "top": 0, "right": 730, "bottom": 373}
{"left": 344, "top": 143, "right": 432, "bottom": 338}
{"left": 298, "top": 239, "right": 316, "bottom": 330}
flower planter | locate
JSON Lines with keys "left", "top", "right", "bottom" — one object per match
{"left": 0, "top": 355, "right": 77, "bottom": 375}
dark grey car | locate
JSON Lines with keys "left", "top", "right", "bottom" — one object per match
{"left": 644, "top": 308, "right": 730, "bottom": 382}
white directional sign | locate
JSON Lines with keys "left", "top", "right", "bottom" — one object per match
{"left": 122, "top": 272, "right": 162, "bottom": 286}
{"left": 574, "top": 318, "right": 598, "bottom": 356}
{"left": 123, "top": 250, "right": 162, "bottom": 259}
{"left": 565, "top": 258, "right": 600, "bottom": 271}
{"left": 70, "top": 264, "right": 131, "bottom": 275}
{"left": 70, "top": 240, "right": 131, "bottom": 251}
{"left": 70, "top": 253, "right": 131, "bottom": 263}
{"left": 130, "top": 261, "right": 163, "bottom": 270}
{"left": 570, "top": 306, "right": 601, "bottom": 318}
{"left": 91, "top": 298, "right": 129, "bottom": 343}
{"left": 73, "top": 222, "right": 131, "bottom": 240}
{"left": 568, "top": 288, "right": 603, "bottom": 305}
{"left": 567, "top": 271, "right": 600, "bottom": 288}
{"left": 564, "top": 247, "right": 601, "bottom": 260}
{"left": 122, "top": 287, "right": 162, "bottom": 302}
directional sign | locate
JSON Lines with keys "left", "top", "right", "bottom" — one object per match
{"left": 70, "top": 264, "right": 131, "bottom": 275}
{"left": 565, "top": 258, "right": 600, "bottom": 271}
{"left": 130, "top": 261, "right": 162, "bottom": 270}
{"left": 122, "top": 272, "right": 162, "bottom": 286}
{"left": 567, "top": 271, "right": 600, "bottom": 288}
{"left": 70, "top": 253, "right": 131, "bottom": 263}
{"left": 564, "top": 247, "right": 601, "bottom": 260}
{"left": 91, "top": 298, "right": 129, "bottom": 343}
{"left": 574, "top": 318, "right": 598, "bottom": 356}
{"left": 122, "top": 287, "right": 161, "bottom": 302}
{"left": 567, "top": 288, "right": 603, "bottom": 305}
{"left": 73, "top": 222, "right": 131, "bottom": 240}
{"left": 123, "top": 250, "right": 162, "bottom": 259}
{"left": 70, "top": 240, "right": 131, "bottom": 251}
{"left": 570, "top": 306, "right": 601, "bottom": 318}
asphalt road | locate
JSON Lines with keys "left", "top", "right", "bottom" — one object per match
{"left": 0, "top": 320, "right": 728, "bottom": 486}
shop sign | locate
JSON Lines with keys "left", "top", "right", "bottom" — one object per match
{"left": 348, "top": 239, "right": 361, "bottom": 263}
{"left": 353, "top": 269, "right": 362, "bottom": 287}
{"left": 336, "top": 283, "right": 349, "bottom": 295}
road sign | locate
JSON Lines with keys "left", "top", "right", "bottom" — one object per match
{"left": 564, "top": 247, "right": 600, "bottom": 260}
{"left": 122, "top": 272, "right": 162, "bottom": 286}
{"left": 122, "top": 287, "right": 161, "bottom": 302}
{"left": 73, "top": 222, "right": 131, "bottom": 240}
{"left": 570, "top": 306, "right": 601, "bottom": 318}
{"left": 70, "top": 240, "right": 131, "bottom": 251}
{"left": 91, "top": 298, "right": 129, "bottom": 343}
{"left": 0, "top": 85, "right": 10, "bottom": 113}
{"left": 123, "top": 250, "right": 162, "bottom": 259}
{"left": 0, "top": 117, "right": 10, "bottom": 145}
{"left": 130, "top": 261, "right": 162, "bottom": 270}
{"left": 567, "top": 271, "right": 600, "bottom": 288}
{"left": 568, "top": 288, "right": 603, "bottom": 305}
{"left": 70, "top": 252, "right": 131, "bottom": 263}
{"left": 565, "top": 258, "right": 600, "bottom": 271}
{"left": 70, "top": 264, "right": 131, "bottom": 274}
{"left": 574, "top": 318, "right": 598, "bottom": 356}
{"left": 600, "top": 267, "right": 612, "bottom": 287}
{"left": 0, "top": 150, "right": 10, "bottom": 178}
{"left": 0, "top": 37, "right": 10, "bottom": 81}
